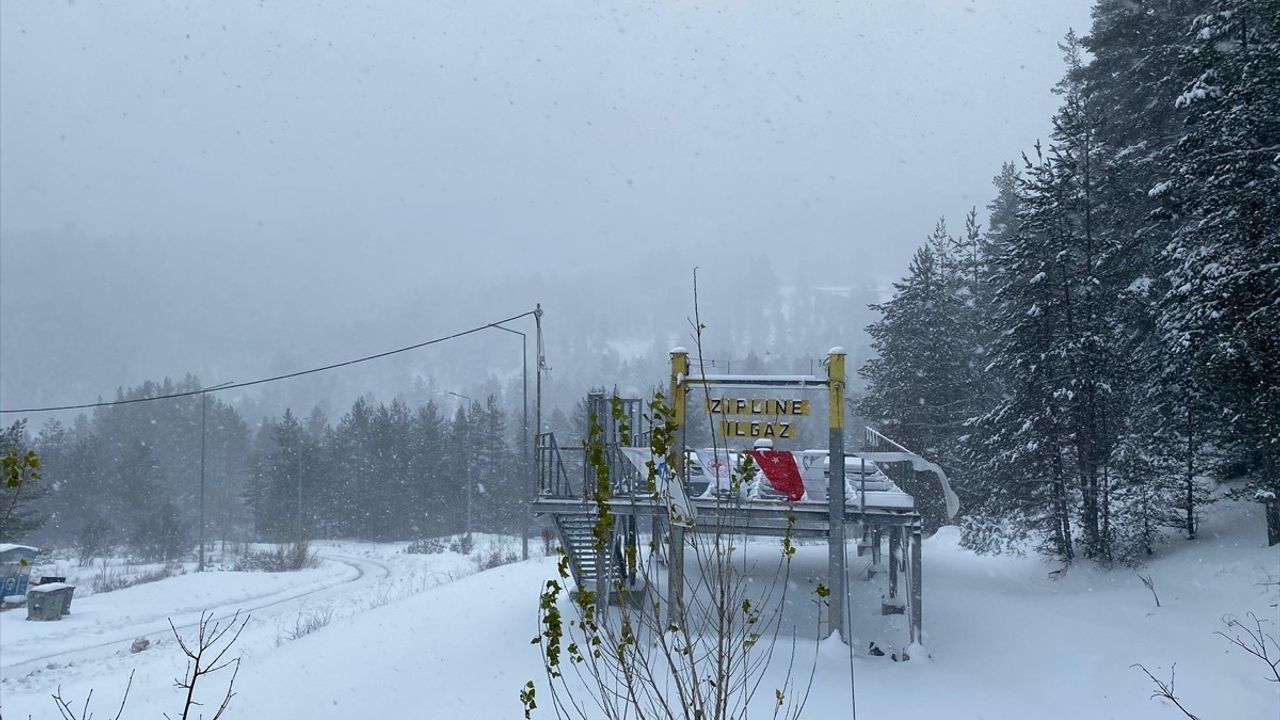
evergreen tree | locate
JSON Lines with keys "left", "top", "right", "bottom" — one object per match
{"left": 409, "top": 400, "right": 447, "bottom": 537}
{"left": 860, "top": 243, "right": 969, "bottom": 528}
{"left": 246, "top": 409, "right": 308, "bottom": 541}
{"left": 978, "top": 144, "right": 1081, "bottom": 560}
{"left": 1085, "top": 0, "right": 1213, "bottom": 546}
{"left": 444, "top": 403, "right": 476, "bottom": 535}
{"left": 475, "top": 394, "right": 515, "bottom": 532}
{"left": 978, "top": 32, "right": 1127, "bottom": 561}
{"left": 1159, "top": 1, "right": 1280, "bottom": 505}
{"left": 333, "top": 398, "right": 377, "bottom": 538}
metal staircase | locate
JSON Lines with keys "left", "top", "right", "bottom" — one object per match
{"left": 536, "top": 401, "right": 649, "bottom": 601}
{"left": 553, "top": 513, "right": 622, "bottom": 593}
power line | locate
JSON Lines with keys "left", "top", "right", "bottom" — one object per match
{"left": 0, "top": 309, "right": 539, "bottom": 415}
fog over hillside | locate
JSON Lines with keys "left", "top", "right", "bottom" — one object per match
{"left": 1, "top": 0, "right": 1091, "bottom": 418}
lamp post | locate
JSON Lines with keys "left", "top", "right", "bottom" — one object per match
{"left": 448, "top": 391, "right": 477, "bottom": 537}
{"left": 489, "top": 323, "right": 530, "bottom": 560}
{"left": 199, "top": 380, "right": 235, "bottom": 572}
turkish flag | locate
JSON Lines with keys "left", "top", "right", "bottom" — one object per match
{"left": 748, "top": 449, "right": 805, "bottom": 502}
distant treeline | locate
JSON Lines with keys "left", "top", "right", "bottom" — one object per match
{"left": 860, "top": 6, "right": 1279, "bottom": 561}
{"left": 0, "top": 376, "right": 524, "bottom": 559}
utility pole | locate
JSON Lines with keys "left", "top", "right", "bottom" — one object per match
{"left": 198, "top": 380, "right": 234, "bottom": 572}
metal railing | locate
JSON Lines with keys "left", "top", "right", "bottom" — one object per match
{"left": 536, "top": 432, "right": 575, "bottom": 498}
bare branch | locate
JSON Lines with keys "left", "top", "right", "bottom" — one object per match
{"left": 1132, "top": 663, "right": 1200, "bottom": 720}
{"left": 1215, "top": 612, "right": 1280, "bottom": 684}
{"left": 169, "top": 610, "right": 251, "bottom": 720}
{"left": 49, "top": 671, "right": 133, "bottom": 720}
{"left": 1137, "top": 573, "right": 1160, "bottom": 608}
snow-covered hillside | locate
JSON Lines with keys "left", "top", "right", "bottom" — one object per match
{"left": 2, "top": 507, "right": 1276, "bottom": 719}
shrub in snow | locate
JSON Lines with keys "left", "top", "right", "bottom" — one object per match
{"left": 476, "top": 548, "right": 517, "bottom": 571}
{"left": 279, "top": 606, "right": 335, "bottom": 644}
{"left": 128, "top": 502, "right": 190, "bottom": 562}
{"left": 92, "top": 560, "right": 183, "bottom": 594}
{"left": 75, "top": 514, "right": 114, "bottom": 567}
{"left": 235, "top": 541, "right": 317, "bottom": 572}
{"left": 448, "top": 534, "right": 475, "bottom": 555}
{"left": 404, "top": 537, "right": 447, "bottom": 555}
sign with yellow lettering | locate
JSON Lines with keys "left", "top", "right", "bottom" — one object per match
{"left": 718, "top": 420, "right": 796, "bottom": 439}
{"left": 705, "top": 398, "right": 810, "bottom": 416}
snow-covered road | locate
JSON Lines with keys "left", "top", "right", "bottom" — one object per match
{"left": 0, "top": 539, "right": 489, "bottom": 717}
{"left": 0, "top": 552, "right": 388, "bottom": 675}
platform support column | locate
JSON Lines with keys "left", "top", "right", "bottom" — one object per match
{"left": 888, "top": 527, "right": 900, "bottom": 599}
{"left": 667, "top": 348, "right": 689, "bottom": 627}
{"left": 596, "top": 531, "right": 609, "bottom": 614}
{"left": 826, "top": 348, "right": 847, "bottom": 641}
{"left": 652, "top": 518, "right": 664, "bottom": 564}
{"left": 910, "top": 523, "right": 923, "bottom": 644}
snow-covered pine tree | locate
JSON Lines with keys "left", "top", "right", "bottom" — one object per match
{"left": 986, "top": 163, "right": 1022, "bottom": 250}
{"left": 859, "top": 242, "right": 969, "bottom": 528}
{"left": 955, "top": 167, "right": 1022, "bottom": 551}
{"left": 951, "top": 207, "right": 999, "bottom": 424}
{"left": 977, "top": 143, "right": 1080, "bottom": 560}
{"left": 442, "top": 402, "right": 476, "bottom": 536}
{"left": 1159, "top": 1, "right": 1280, "bottom": 520}
{"left": 246, "top": 408, "right": 308, "bottom": 542}
{"left": 408, "top": 400, "right": 447, "bottom": 538}
{"left": 927, "top": 218, "right": 953, "bottom": 284}
{"left": 983, "top": 31, "right": 1125, "bottom": 561}
{"left": 1077, "top": 0, "right": 1219, "bottom": 549}
{"left": 976, "top": 26, "right": 1128, "bottom": 561}
{"left": 381, "top": 400, "right": 421, "bottom": 539}
{"left": 473, "top": 394, "right": 512, "bottom": 533}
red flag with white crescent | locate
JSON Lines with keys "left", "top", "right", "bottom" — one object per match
{"left": 748, "top": 449, "right": 805, "bottom": 502}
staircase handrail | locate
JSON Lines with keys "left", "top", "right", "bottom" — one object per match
{"left": 536, "top": 432, "right": 576, "bottom": 498}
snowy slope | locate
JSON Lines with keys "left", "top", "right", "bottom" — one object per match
{"left": 2, "top": 507, "right": 1276, "bottom": 719}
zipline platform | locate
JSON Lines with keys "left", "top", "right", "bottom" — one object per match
{"left": 532, "top": 349, "right": 957, "bottom": 648}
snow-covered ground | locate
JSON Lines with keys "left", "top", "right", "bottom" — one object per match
{"left": 2, "top": 508, "right": 1277, "bottom": 719}
{"left": 0, "top": 535, "right": 505, "bottom": 716}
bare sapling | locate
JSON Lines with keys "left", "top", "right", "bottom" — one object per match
{"left": 47, "top": 611, "right": 249, "bottom": 720}
{"left": 169, "top": 610, "right": 250, "bottom": 720}
{"left": 1134, "top": 611, "right": 1280, "bottom": 718}
{"left": 524, "top": 270, "right": 824, "bottom": 720}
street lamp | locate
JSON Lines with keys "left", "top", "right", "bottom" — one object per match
{"left": 448, "top": 391, "right": 477, "bottom": 537}
{"left": 488, "top": 323, "right": 530, "bottom": 560}
{"left": 199, "top": 380, "right": 235, "bottom": 572}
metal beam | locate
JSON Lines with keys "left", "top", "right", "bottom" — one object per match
{"left": 910, "top": 523, "right": 923, "bottom": 644}
{"left": 667, "top": 348, "right": 689, "bottom": 628}
{"left": 888, "top": 528, "right": 900, "bottom": 599}
{"left": 683, "top": 373, "right": 827, "bottom": 387}
{"left": 532, "top": 497, "right": 921, "bottom": 526}
{"left": 826, "top": 348, "right": 847, "bottom": 641}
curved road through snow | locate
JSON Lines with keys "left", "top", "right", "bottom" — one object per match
{"left": 0, "top": 552, "right": 392, "bottom": 679}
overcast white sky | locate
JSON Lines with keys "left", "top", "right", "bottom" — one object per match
{"left": 1, "top": 0, "right": 1093, "bottom": 412}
